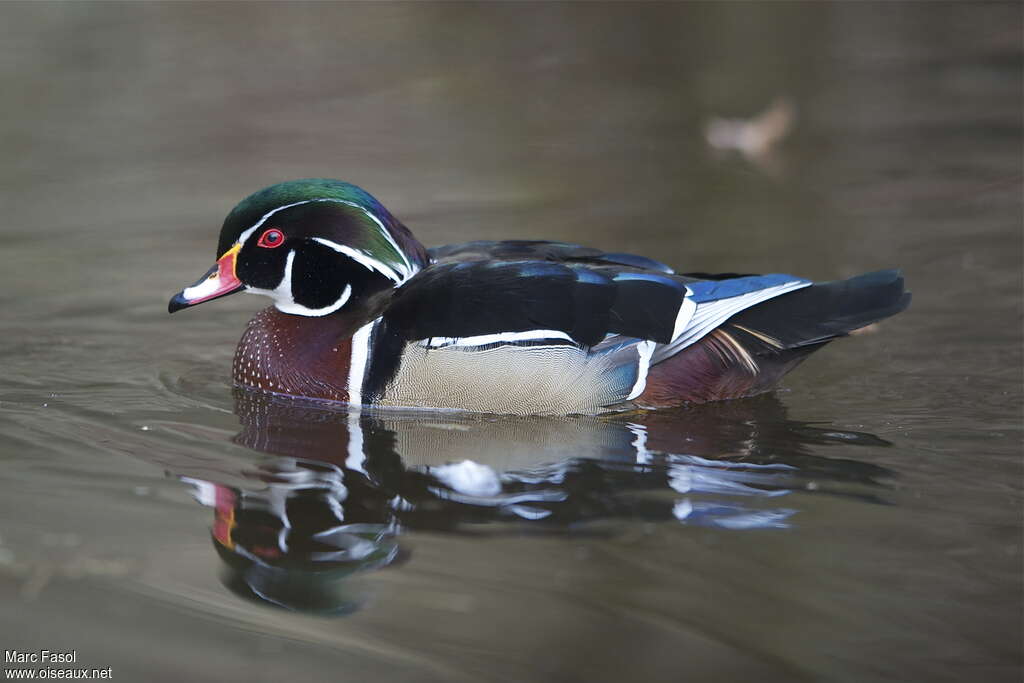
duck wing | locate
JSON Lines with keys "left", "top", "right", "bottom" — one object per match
{"left": 362, "top": 259, "right": 813, "bottom": 409}
{"left": 428, "top": 239, "right": 676, "bottom": 274}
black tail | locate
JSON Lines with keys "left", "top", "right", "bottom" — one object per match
{"left": 728, "top": 269, "right": 911, "bottom": 350}
{"left": 639, "top": 270, "right": 909, "bottom": 405}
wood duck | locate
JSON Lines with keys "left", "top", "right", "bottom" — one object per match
{"left": 168, "top": 179, "right": 910, "bottom": 415}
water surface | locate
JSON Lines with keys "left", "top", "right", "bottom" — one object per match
{"left": 1, "top": 3, "right": 1021, "bottom": 682}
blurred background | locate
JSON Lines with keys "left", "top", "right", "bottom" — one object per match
{"left": 0, "top": 3, "right": 1020, "bottom": 682}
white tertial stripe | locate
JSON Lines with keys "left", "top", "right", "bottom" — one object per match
{"left": 670, "top": 280, "right": 811, "bottom": 351}
{"left": 347, "top": 320, "right": 375, "bottom": 406}
{"left": 626, "top": 340, "right": 657, "bottom": 400}
{"left": 671, "top": 297, "right": 697, "bottom": 342}
{"left": 312, "top": 237, "right": 403, "bottom": 283}
{"left": 247, "top": 250, "right": 352, "bottom": 317}
{"left": 419, "top": 330, "right": 575, "bottom": 349}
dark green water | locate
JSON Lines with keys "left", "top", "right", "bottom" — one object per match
{"left": 1, "top": 3, "right": 1021, "bottom": 682}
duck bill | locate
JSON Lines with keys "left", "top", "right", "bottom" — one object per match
{"left": 168, "top": 244, "right": 244, "bottom": 313}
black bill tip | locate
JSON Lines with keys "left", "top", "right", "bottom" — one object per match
{"left": 168, "top": 291, "right": 190, "bottom": 314}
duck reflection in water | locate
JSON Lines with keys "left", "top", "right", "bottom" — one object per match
{"left": 177, "top": 391, "right": 893, "bottom": 614}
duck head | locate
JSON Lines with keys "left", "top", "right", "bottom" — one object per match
{"left": 169, "top": 179, "right": 428, "bottom": 316}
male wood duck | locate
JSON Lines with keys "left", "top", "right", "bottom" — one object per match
{"left": 169, "top": 179, "right": 910, "bottom": 415}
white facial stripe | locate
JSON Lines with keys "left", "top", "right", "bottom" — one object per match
{"left": 347, "top": 320, "right": 375, "bottom": 405}
{"left": 244, "top": 250, "right": 293, "bottom": 308}
{"left": 237, "top": 198, "right": 416, "bottom": 279}
{"left": 231, "top": 196, "right": 420, "bottom": 316}
{"left": 312, "top": 238, "right": 403, "bottom": 283}
{"left": 419, "top": 329, "right": 575, "bottom": 348}
{"left": 246, "top": 249, "right": 352, "bottom": 316}
{"left": 329, "top": 199, "right": 415, "bottom": 277}
{"left": 260, "top": 283, "right": 350, "bottom": 316}
{"left": 182, "top": 273, "right": 225, "bottom": 301}
{"left": 236, "top": 199, "right": 317, "bottom": 248}
{"left": 626, "top": 340, "right": 656, "bottom": 400}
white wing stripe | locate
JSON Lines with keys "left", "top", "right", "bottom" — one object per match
{"left": 671, "top": 297, "right": 697, "bottom": 342}
{"left": 419, "top": 329, "right": 575, "bottom": 349}
{"left": 671, "top": 281, "right": 811, "bottom": 351}
{"left": 312, "top": 237, "right": 404, "bottom": 283}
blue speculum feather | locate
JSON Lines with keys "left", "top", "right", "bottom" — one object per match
{"left": 687, "top": 274, "right": 811, "bottom": 303}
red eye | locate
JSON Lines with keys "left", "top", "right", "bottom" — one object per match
{"left": 257, "top": 228, "right": 284, "bottom": 248}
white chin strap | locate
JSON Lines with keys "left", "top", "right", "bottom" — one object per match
{"left": 246, "top": 250, "right": 353, "bottom": 317}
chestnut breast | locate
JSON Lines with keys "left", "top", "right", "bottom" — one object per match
{"left": 233, "top": 307, "right": 356, "bottom": 402}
